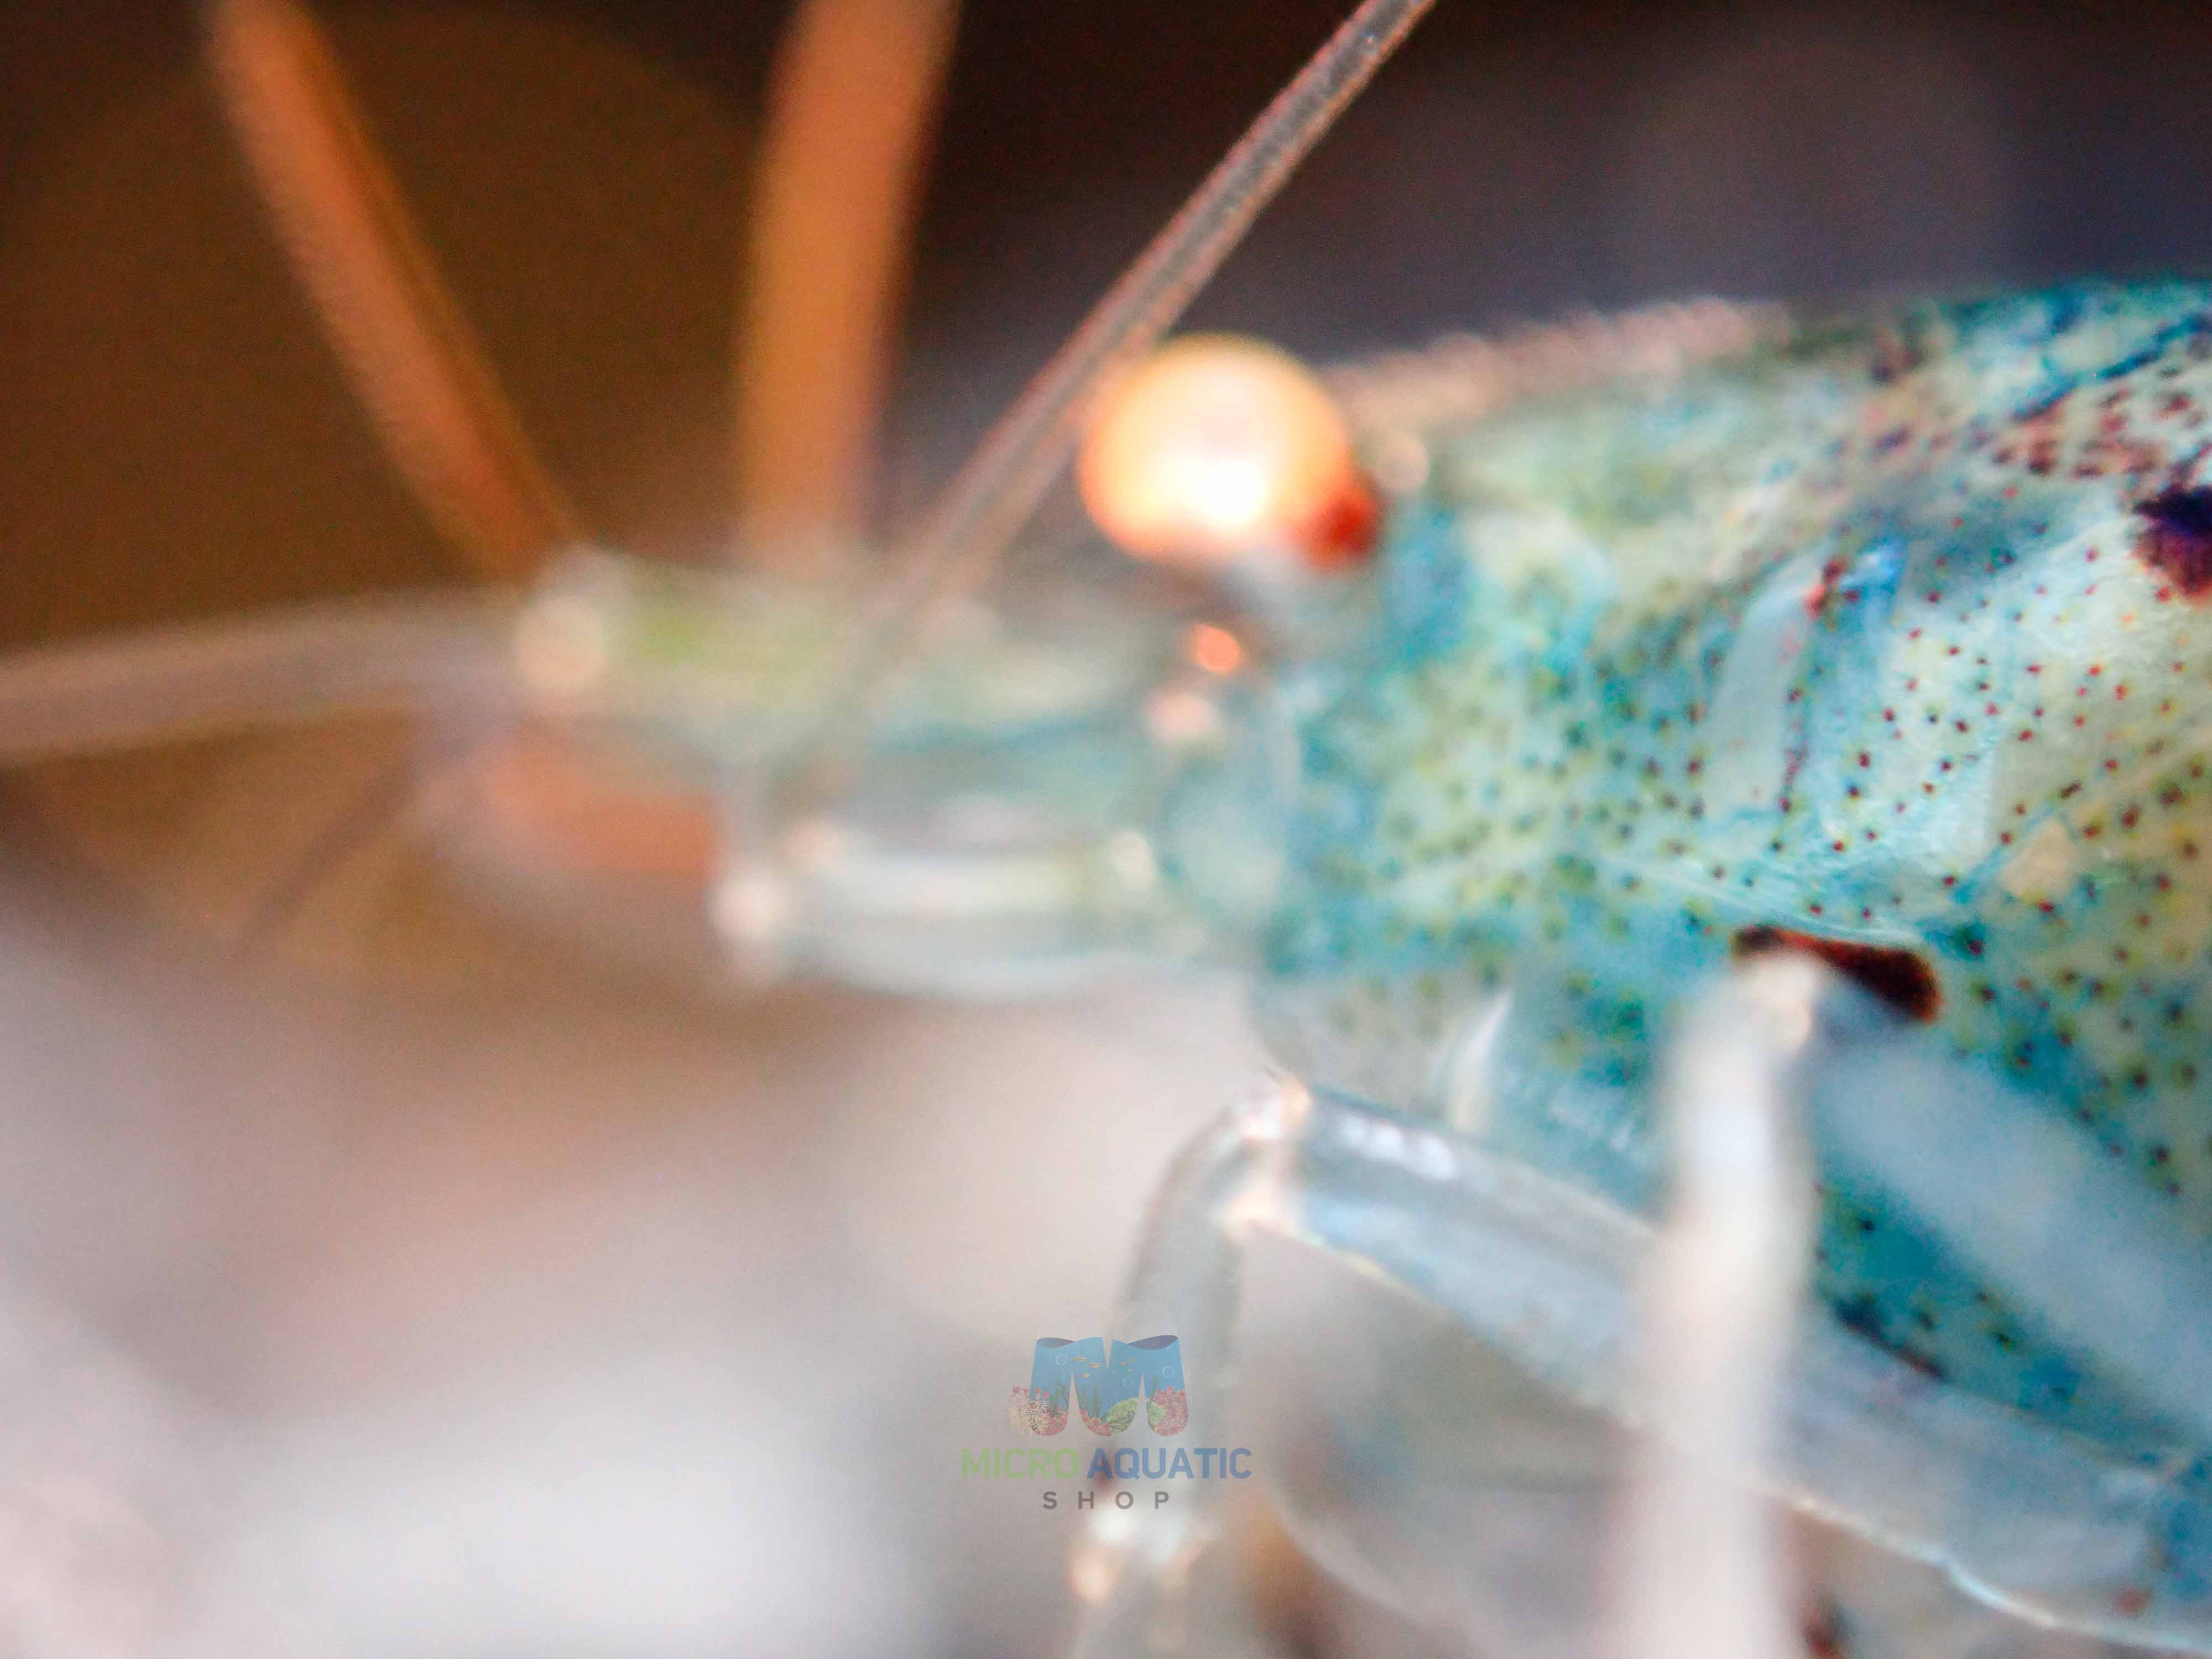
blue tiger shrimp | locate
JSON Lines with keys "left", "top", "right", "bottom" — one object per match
{"left": 10, "top": 1, "right": 2212, "bottom": 1655}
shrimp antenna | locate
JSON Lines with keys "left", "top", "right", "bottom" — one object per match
{"left": 785, "top": 0, "right": 1441, "bottom": 794}
{"left": 733, "top": 0, "right": 961, "bottom": 562}
{"left": 206, "top": 0, "right": 583, "bottom": 583}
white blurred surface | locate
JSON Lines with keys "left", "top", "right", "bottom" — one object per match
{"left": 0, "top": 843, "right": 1269, "bottom": 1653}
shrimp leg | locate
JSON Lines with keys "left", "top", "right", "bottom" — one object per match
{"left": 206, "top": 0, "right": 581, "bottom": 581}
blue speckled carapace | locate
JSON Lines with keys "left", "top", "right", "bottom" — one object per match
{"left": 1249, "top": 281, "right": 2212, "bottom": 1464}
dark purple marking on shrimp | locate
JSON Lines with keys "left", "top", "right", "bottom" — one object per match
{"left": 1733, "top": 925, "right": 1940, "bottom": 1024}
{"left": 2135, "top": 484, "right": 2212, "bottom": 598}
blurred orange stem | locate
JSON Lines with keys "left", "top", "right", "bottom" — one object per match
{"left": 207, "top": 0, "right": 583, "bottom": 584}
{"left": 733, "top": 0, "right": 961, "bottom": 563}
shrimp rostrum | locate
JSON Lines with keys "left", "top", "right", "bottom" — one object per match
{"left": 13, "top": 0, "right": 2212, "bottom": 1652}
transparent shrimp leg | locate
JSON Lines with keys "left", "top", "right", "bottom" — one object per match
{"left": 1065, "top": 968, "right": 1809, "bottom": 1659}
{"left": 0, "top": 596, "right": 509, "bottom": 765}
{"left": 733, "top": 0, "right": 962, "bottom": 557}
{"left": 1071, "top": 964, "right": 2212, "bottom": 1658}
{"left": 207, "top": 0, "right": 582, "bottom": 582}
{"left": 1608, "top": 961, "right": 1814, "bottom": 1659}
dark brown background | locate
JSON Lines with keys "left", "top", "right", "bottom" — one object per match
{"left": 6, "top": 0, "right": 2212, "bottom": 636}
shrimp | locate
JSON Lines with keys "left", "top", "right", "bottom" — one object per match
{"left": 5, "top": 2, "right": 2211, "bottom": 1656}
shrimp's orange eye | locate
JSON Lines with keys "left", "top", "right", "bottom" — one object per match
{"left": 1078, "top": 335, "right": 1377, "bottom": 573}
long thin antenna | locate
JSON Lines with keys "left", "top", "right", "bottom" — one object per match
{"left": 733, "top": 0, "right": 961, "bottom": 561}
{"left": 207, "top": 0, "right": 583, "bottom": 583}
{"left": 0, "top": 596, "right": 502, "bottom": 763}
{"left": 782, "top": 0, "right": 1442, "bottom": 795}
